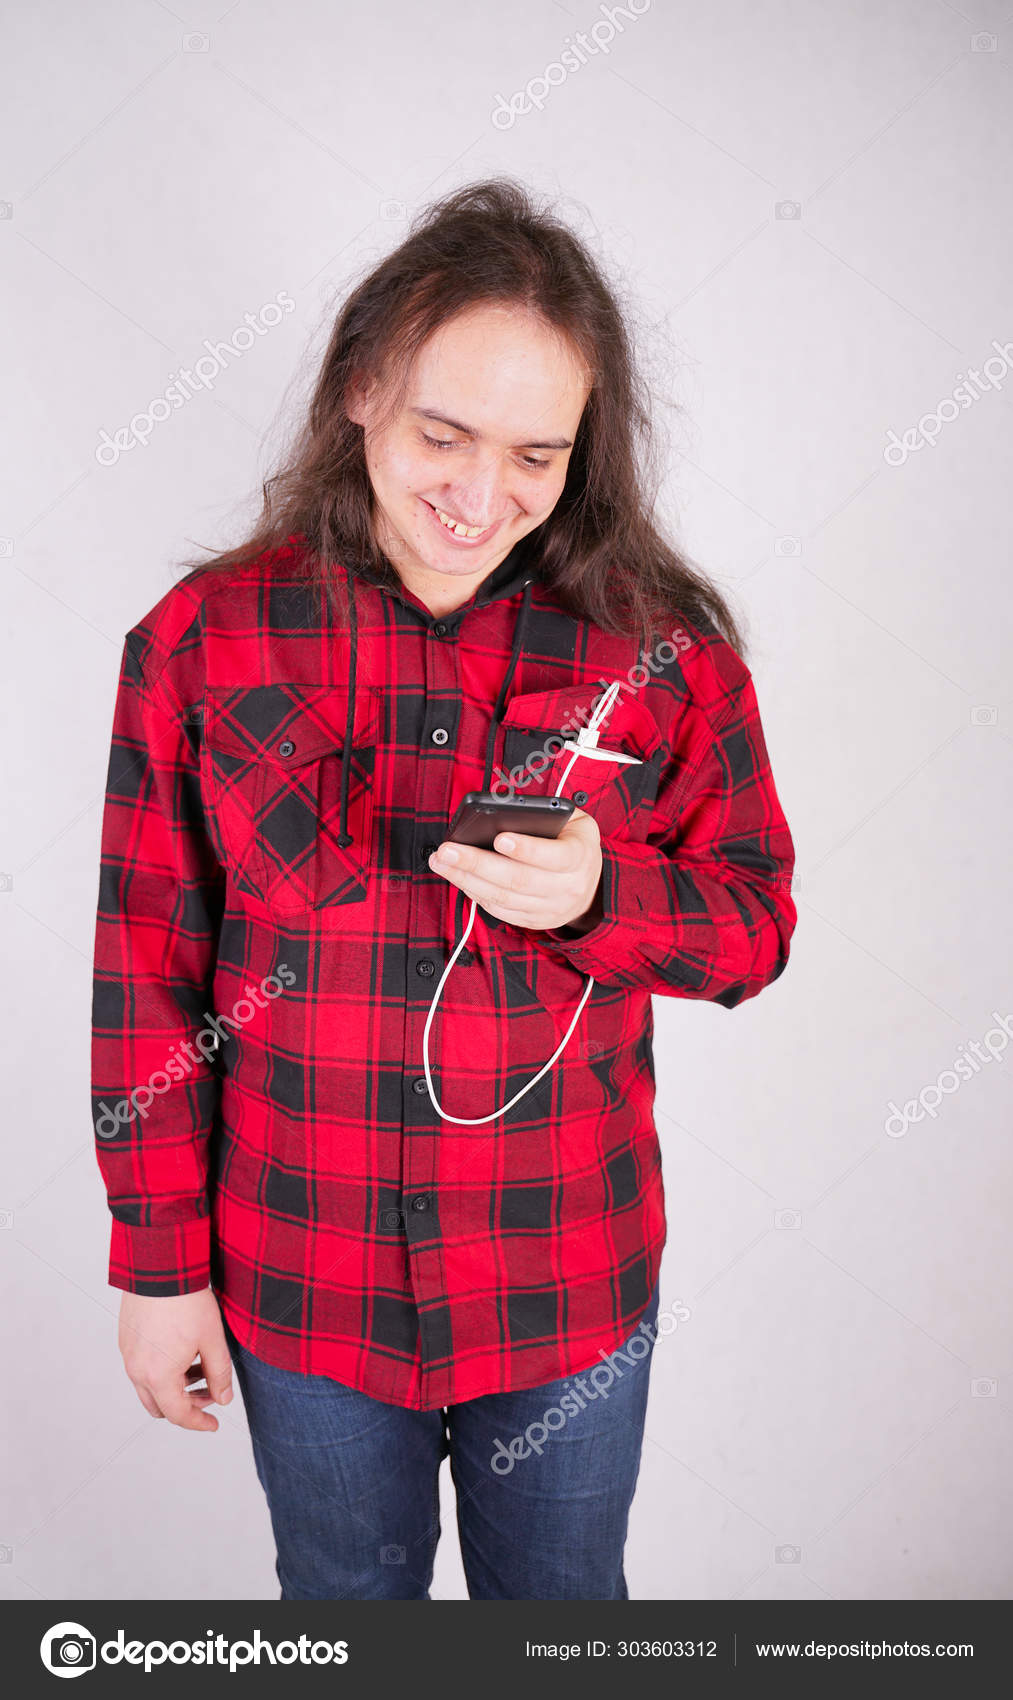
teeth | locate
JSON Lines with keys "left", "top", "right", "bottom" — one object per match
{"left": 432, "top": 505, "right": 488, "bottom": 539}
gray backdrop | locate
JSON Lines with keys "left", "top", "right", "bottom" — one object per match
{"left": 2, "top": 0, "right": 1011, "bottom": 1601}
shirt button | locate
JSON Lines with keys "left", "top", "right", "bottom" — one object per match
{"left": 411, "top": 1194, "right": 431, "bottom": 1212}
{"left": 432, "top": 621, "right": 448, "bottom": 637}
{"left": 573, "top": 789, "right": 588, "bottom": 805}
{"left": 420, "top": 841, "right": 438, "bottom": 861}
{"left": 412, "top": 1076, "right": 428, "bottom": 1094}
{"left": 431, "top": 727, "right": 449, "bottom": 745}
{"left": 416, "top": 957, "right": 436, "bottom": 977}
{"left": 278, "top": 739, "right": 296, "bottom": 758}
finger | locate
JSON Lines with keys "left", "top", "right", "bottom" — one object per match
{"left": 134, "top": 1385, "right": 166, "bottom": 1420}
{"left": 491, "top": 828, "right": 583, "bottom": 868}
{"left": 446, "top": 878, "right": 554, "bottom": 927}
{"left": 489, "top": 826, "right": 584, "bottom": 877}
{"left": 489, "top": 807, "right": 596, "bottom": 868}
{"left": 199, "top": 1336, "right": 235, "bottom": 1406}
{"left": 150, "top": 1380, "right": 221, "bottom": 1432}
{"left": 493, "top": 813, "right": 592, "bottom": 867}
{"left": 431, "top": 846, "right": 554, "bottom": 904}
{"left": 432, "top": 842, "right": 556, "bottom": 899}
{"left": 182, "top": 1366, "right": 218, "bottom": 1406}
{"left": 437, "top": 861, "right": 540, "bottom": 917}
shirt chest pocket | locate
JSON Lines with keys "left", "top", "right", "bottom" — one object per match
{"left": 495, "top": 683, "right": 665, "bottom": 844}
{"left": 199, "top": 684, "right": 381, "bottom": 912}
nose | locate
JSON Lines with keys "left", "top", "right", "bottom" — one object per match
{"left": 439, "top": 455, "right": 513, "bottom": 526}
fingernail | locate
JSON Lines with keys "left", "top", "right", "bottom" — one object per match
{"left": 439, "top": 845, "right": 459, "bottom": 864}
{"left": 497, "top": 835, "right": 516, "bottom": 853}
{"left": 220, "top": 1387, "right": 233, "bottom": 1404}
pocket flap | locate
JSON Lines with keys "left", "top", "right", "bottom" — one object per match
{"left": 203, "top": 684, "right": 381, "bottom": 768}
{"left": 501, "top": 682, "right": 663, "bottom": 763}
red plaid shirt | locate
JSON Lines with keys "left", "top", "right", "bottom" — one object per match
{"left": 91, "top": 534, "right": 797, "bottom": 1409}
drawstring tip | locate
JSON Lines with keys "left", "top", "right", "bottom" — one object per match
{"left": 336, "top": 831, "right": 353, "bottom": 848}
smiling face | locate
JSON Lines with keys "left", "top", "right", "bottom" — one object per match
{"left": 345, "top": 302, "right": 592, "bottom": 615}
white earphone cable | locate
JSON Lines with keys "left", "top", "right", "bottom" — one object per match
{"left": 422, "top": 680, "right": 625, "bottom": 1125}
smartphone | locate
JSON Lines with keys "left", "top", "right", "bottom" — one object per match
{"left": 446, "top": 790, "right": 575, "bottom": 851}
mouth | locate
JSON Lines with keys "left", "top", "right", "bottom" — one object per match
{"left": 419, "top": 497, "right": 504, "bottom": 548}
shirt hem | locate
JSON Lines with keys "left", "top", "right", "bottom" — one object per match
{"left": 213, "top": 1261, "right": 665, "bottom": 1413}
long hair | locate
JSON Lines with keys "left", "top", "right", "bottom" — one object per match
{"left": 183, "top": 177, "right": 747, "bottom": 661}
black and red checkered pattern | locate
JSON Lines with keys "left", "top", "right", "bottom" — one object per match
{"left": 91, "top": 534, "right": 797, "bottom": 1409}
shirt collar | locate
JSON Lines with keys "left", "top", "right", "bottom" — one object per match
{"left": 474, "top": 530, "right": 542, "bottom": 607}
{"left": 355, "top": 530, "right": 541, "bottom": 625}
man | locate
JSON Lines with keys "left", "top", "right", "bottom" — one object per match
{"left": 91, "top": 298, "right": 796, "bottom": 1599}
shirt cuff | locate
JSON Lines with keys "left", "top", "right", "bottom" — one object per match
{"left": 108, "top": 1214, "right": 212, "bottom": 1297}
{"left": 542, "top": 840, "right": 627, "bottom": 956}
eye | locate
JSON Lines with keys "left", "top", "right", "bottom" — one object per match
{"left": 420, "top": 430, "right": 550, "bottom": 471}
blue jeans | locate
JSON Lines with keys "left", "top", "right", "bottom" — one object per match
{"left": 222, "top": 1285, "right": 659, "bottom": 1600}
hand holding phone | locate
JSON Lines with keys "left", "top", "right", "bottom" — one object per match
{"left": 432, "top": 791, "right": 601, "bottom": 935}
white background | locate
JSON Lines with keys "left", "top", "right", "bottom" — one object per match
{"left": 2, "top": 0, "right": 1011, "bottom": 1601}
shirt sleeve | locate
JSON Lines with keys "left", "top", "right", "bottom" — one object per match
{"left": 538, "top": 672, "right": 797, "bottom": 1005}
{"left": 91, "top": 633, "right": 225, "bottom": 1295}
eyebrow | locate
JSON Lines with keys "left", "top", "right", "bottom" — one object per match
{"left": 411, "top": 407, "right": 573, "bottom": 451}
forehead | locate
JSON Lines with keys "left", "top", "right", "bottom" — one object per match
{"left": 407, "top": 304, "right": 591, "bottom": 439}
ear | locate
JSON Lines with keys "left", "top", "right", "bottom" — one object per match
{"left": 344, "top": 372, "right": 373, "bottom": 428}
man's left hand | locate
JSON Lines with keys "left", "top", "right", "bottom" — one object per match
{"left": 428, "top": 807, "right": 603, "bottom": 931}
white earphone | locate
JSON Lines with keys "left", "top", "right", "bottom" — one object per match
{"left": 422, "top": 679, "right": 640, "bottom": 1124}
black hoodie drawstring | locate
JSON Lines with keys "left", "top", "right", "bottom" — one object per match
{"left": 336, "top": 566, "right": 358, "bottom": 849}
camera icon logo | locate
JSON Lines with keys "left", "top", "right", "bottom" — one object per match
{"left": 970, "top": 705, "right": 998, "bottom": 727}
{"left": 971, "top": 1377, "right": 997, "bottom": 1398}
{"left": 775, "top": 201, "right": 802, "bottom": 220}
{"left": 380, "top": 1544, "right": 406, "bottom": 1564}
{"left": 40, "top": 1622, "right": 96, "bottom": 1676}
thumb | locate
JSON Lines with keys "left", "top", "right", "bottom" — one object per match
{"left": 201, "top": 1338, "right": 235, "bottom": 1405}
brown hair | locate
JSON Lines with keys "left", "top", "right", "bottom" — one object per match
{"left": 184, "top": 177, "right": 747, "bottom": 661}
